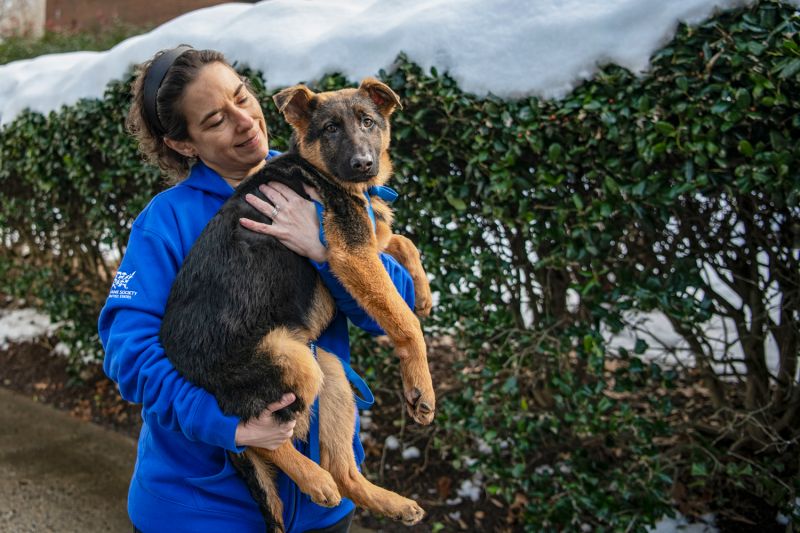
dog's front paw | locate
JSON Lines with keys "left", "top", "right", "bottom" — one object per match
{"left": 414, "top": 281, "right": 433, "bottom": 318}
{"left": 396, "top": 339, "right": 435, "bottom": 425}
{"left": 303, "top": 470, "right": 341, "bottom": 508}
{"left": 404, "top": 385, "right": 435, "bottom": 425}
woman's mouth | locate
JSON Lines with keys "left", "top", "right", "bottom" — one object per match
{"left": 236, "top": 132, "right": 259, "bottom": 148}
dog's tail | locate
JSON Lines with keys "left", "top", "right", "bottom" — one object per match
{"left": 228, "top": 450, "right": 284, "bottom": 532}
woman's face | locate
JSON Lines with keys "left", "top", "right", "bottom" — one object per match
{"left": 171, "top": 62, "right": 269, "bottom": 183}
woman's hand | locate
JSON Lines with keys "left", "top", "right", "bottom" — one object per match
{"left": 240, "top": 182, "right": 328, "bottom": 263}
{"left": 234, "top": 393, "right": 297, "bottom": 450}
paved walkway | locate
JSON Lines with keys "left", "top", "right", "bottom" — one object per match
{"left": 0, "top": 387, "right": 135, "bottom": 532}
{"left": 0, "top": 387, "right": 374, "bottom": 533}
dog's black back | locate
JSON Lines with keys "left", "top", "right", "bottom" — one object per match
{"left": 161, "top": 153, "right": 329, "bottom": 422}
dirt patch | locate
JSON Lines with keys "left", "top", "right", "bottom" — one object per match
{"left": 0, "top": 339, "right": 142, "bottom": 438}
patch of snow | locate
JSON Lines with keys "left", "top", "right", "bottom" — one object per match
{"left": 0, "top": 309, "right": 58, "bottom": 349}
{"left": 455, "top": 477, "right": 482, "bottom": 502}
{"left": 648, "top": 513, "right": 717, "bottom": 533}
{"left": 476, "top": 438, "right": 492, "bottom": 455}
{"left": 384, "top": 435, "right": 400, "bottom": 450}
{"left": 52, "top": 342, "right": 71, "bottom": 358}
{"left": 359, "top": 411, "right": 373, "bottom": 431}
{"left": 401, "top": 446, "right": 421, "bottom": 460}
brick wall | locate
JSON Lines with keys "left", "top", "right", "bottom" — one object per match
{"left": 1, "top": 0, "right": 46, "bottom": 38}
{"left": 45, "top": 0, "right": 252, "bottom": 32}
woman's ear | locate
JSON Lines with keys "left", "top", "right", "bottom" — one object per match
{"left": 164, "top": 137, "right": 198, "bottom": 158}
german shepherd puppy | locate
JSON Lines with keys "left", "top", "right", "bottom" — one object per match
{"left": 160, "top": 78, "right": 434, "bottom": 531}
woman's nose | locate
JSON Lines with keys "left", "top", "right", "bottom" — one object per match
{"left": 233, "top": 106, "right": 254, "bottom": 130}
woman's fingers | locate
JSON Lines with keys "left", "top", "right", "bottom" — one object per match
{"left": 302, "top": 184, "right": 323, "bottom": 203}
{"left": 239, "top": 216, "right": 273, "bottom": 235}
{"left": 240, "top": 183, "right": 327, "bottom": 262}
{"left": 261, "top": 182, "right": 297, "bottom": 204}
{"left": 256, "top": 181, "right": 322, "bottom": 214}
{"left": 267, "top": 393, "right": 296, "bottom": 413}
{"left": 244, "top": 192, "right": 276, "bottom": 217}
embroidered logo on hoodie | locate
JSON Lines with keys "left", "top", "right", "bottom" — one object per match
{"left": 109, "top": 271, "right": 138, "bottom": 299}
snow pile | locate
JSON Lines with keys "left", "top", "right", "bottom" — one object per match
{"left": 601, "top": 253, "right": 784, "bottom": 376}
{"left": 0, "top": 308, "right": 58, "bottom": 349}
{"left": 1, "top": 0, "right": 790, "bottom": 125}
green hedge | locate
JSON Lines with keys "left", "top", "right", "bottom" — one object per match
{"left": 1, "top": 1, "right": 798, "bottom": 530}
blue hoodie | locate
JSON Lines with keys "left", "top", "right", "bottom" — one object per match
{"left": 98, "top": 152, "right": 415, "bottom": 532}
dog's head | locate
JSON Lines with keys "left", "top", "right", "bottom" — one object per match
{"left": 273, "top": 78, "right": 402, "bottom": 191}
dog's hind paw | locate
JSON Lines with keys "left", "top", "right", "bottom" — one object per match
{"left": 303, "top": 471, "right": 341, "bottom": 508}
{"left": 389, "top": 498, "right": 425, "bottom": 526}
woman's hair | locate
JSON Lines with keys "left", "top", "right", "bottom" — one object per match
{"left": 127, "top": 47, "right": 227, "bottom": 182}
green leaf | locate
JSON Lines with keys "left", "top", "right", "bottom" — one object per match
{"left": 634, "top": 339, "right": 648, "bottom": 355}
{"left": 654, "top": 122, "right": 675, "bottom": 136}
{"left": 738, "top": 139, "right": 754, "bottom": 157}
{"left": 691, "top": 462, "right": 709, "bottom": 477}
{"left": 446, "top": 195, "right": 467, "bottom": 211}
{"left": 548, "top": 143, "right": 563, "bottom": 162}
{"left": 604, "top": 176, "right": 619, "bottom": 194}
{"left": 779, "top": 59, "right": 800, "bottom": 79}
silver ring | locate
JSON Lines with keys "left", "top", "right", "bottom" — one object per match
{"left": 271, "top": 205, "right": 280, "bottom": 218}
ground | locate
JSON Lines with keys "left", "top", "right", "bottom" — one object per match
{"left": 1, "top": 317, "right": 794, "bottom": 532}
{"left": 0, "top": 337, "right": 517, "bottom": 532}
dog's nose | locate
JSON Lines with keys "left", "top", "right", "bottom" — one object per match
{"left": 351, "top": 154, "right": 373, "bottom": 173}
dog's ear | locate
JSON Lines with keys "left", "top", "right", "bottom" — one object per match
{"left": 358, "top": 78, "right": 403, "bottom": 116}
{"left": 273, "top": 85, "right": 315, "bottom": 128}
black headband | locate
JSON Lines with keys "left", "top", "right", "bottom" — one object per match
{"left": 143, "top": 45, "right": 193, "bottom": 136}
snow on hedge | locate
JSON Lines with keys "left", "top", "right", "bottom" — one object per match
{"left": 0, "top": 0, "right": 792, "bottom": 125}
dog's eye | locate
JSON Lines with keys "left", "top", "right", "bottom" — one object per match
{"left": 324, "top": 123, "right": 338, "bottom": 133}
{"left": 362, "top": 117, "right": 374, "bottom": 128}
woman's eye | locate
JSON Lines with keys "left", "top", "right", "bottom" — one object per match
{"left": 325, "top": 123, "right": 338, "bottom": 133}
{"left": 211, "top": 117, "right": 224, "bottom": 128}
{"left": 238, "top": 96, "right": 248, "bottom": 105}
{"left": 362, "top": 117, "right": 374, "bottom": 128}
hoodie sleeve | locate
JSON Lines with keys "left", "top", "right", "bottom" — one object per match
{"left": 311, "top": 253, "right": 416, "bottom": 336}
{"left": 98, "top": 215, "right": 243, "bottom": 453}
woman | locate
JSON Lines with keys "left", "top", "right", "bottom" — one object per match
{"left": 98, "top": 46, "right": 415, "bottom": 533}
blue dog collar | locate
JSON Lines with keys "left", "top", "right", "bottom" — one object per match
{"left": 367, "top": 185, "right": 399, "bottom": 203}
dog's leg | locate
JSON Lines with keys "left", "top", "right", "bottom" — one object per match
{"left": 382, "top": 232, "right": 433, "bottom": 318}
{"left": 316, "top": 349, "right": 425, "bottom": 525}
{"left": 254, "top": 326, "right": 341, "bottom": 507}
{"left": 229, "top": 450, "right": 284, "bottom": 532}
{"left": 251, "top": 442, "right": 341, "bottom": 509}
{"left": 325, "top": 227, "right": 435, "bottom": 425}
